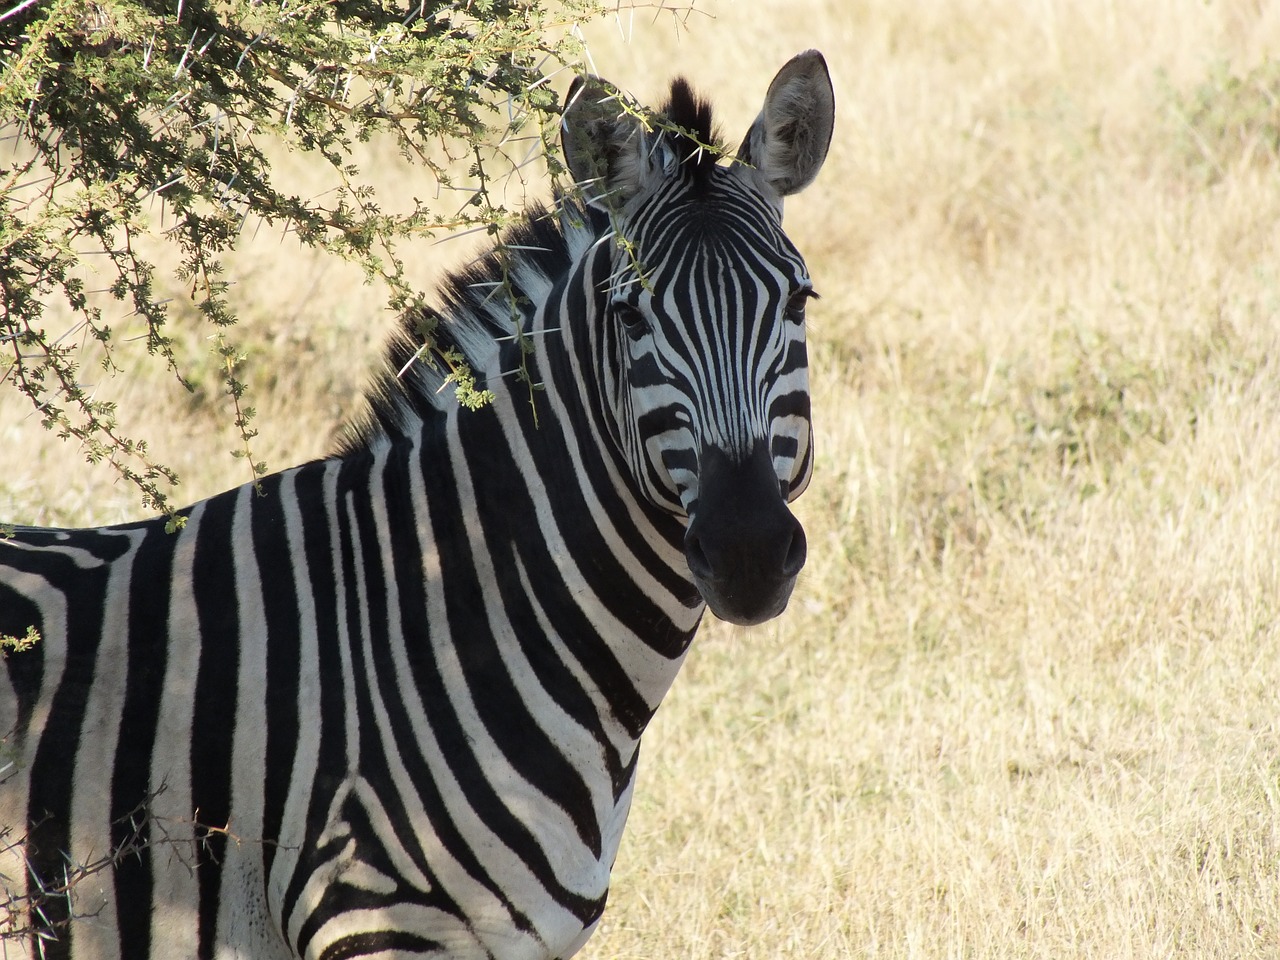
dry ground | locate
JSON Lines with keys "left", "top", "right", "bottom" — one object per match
{"left": 4, "top": 1, "right": 1280, "bottom": 957}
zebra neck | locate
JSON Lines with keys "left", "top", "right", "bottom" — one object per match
{"left": 389, "top": 391, "right": 695, "bottom": 754}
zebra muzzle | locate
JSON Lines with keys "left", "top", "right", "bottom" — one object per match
{"left": 684, "top": 442, "right": 807, "bottom": 626}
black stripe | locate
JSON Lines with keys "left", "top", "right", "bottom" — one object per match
{"left": 22, "top": 552, "right": 112, "bottom": 958}
{"left": 190, "top": 487, "right": 242, "bottom": 960}
{"left": 318, "top": 929, "right": 448, "bottom": 960}
{"left": 770, "top": 435, "right": 799, "bottom": 461}
{"left": 769, "top": 388, "right": 811, "bottom": 422}
{"left": 0, "top": 585, "right": 43, "bottom": 744}
{"left": 112, "top": 516, "right": 175, "bottom": 959}
{"left": 252, "top": 470, "right": 302, "bottom": 877}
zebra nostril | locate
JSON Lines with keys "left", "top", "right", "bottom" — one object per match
{"left": 684, "top": 532, "right": 713, "bottom": 581}
{"left": 782, "top": 518, "right": 807, "bottom": 578}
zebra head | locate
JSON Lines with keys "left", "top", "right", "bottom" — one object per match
{"left": 562, "top": 51, "right": 835, "bottom": 626}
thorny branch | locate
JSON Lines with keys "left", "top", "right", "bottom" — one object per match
{"left": 0, "top": 0, "right": 704, "bottom": 522}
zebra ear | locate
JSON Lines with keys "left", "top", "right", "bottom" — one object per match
{"left": 562, "top": 76, "right": 663, "bottom": 211}
{"left": 737, "top": 50, "right": 835, "bottom": 198}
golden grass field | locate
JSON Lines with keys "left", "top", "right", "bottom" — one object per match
{"left": 5, "top": 0, "right": 1280, "bottom": 956}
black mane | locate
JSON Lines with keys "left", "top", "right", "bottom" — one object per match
{"left": 333, "top": 201, "right": 604, "bottom": 457}
{"left": 660, "top": 78, "right": 721, "bottom": 192}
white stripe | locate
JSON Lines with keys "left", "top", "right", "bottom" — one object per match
{"left": 0, "top": 536, "right": 115, "bottom": 567}
{"left": 68, "top": 525, "right": 146, "bottom": 954}
{"left": 270, "top": 464, "right": 330, "bottom": 941}
{"left": 336, "top": 490, "right": 361, "bottom": 777}
{"left": 149, "top": 499, "right": 207, "bottom": 958}
{"left": 215, "top": 482, "right": 277, "bottom": 957}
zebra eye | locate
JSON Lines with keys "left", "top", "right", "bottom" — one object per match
{"left": 786, "top": 288, "right": 817, "bottom": 324}
{"left": 612, "top": 301, "right": 651, "bottom": 340}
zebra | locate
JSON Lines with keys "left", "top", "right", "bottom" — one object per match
{"left": 1, "top": 50, "right": 835, "bottom": 960}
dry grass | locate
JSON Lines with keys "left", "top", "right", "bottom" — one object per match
{"left": 5, "top": 1, "right": 1280, "bottom": 956}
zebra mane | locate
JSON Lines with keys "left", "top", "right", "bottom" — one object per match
{"left": 659, "top": 78, "right": 721, "bottom": 193}
{"left": 333, "top": 199, "right": 605, "bottom": 457}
